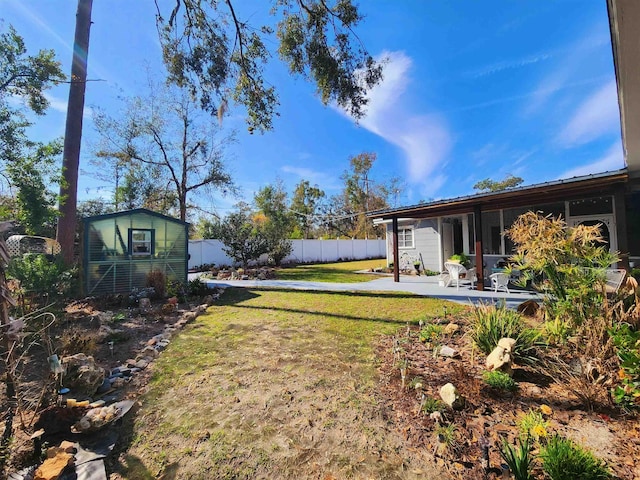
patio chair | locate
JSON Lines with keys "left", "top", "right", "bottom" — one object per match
{"left": 604, "top": 268, "right": 627, "bottom": 295}
{"left": 444, "top": 262, "right": 475, "bottom": 291}
{"left": 490, "top": 272, "right": 510, "bottom": 293}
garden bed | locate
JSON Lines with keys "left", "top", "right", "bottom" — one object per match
{"left": 376, "top": 312, "right": 640, "bottom": 479}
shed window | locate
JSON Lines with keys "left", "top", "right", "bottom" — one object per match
{"left": 129, "top": 229, "right": 154, "bottom": 256}
{"left": 398, "top": 228, "right": 414, "bottom": 248}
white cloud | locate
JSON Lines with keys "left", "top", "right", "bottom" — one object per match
{"left": 523, "top": 26, "right": 610, "bottom": 116}
{"left": 557, "top": 80, "right": 619, "bottom": 147}
{"left": 466, "top": 51, "right": 552, "bottom": 79}
{"left": 346, "top": 51, "right": 451, "bottom": 196}
{"left": 280, "top": 165, "right": 338, "bottom": 189}
{"left": 558, "top": 142, "right": 624, "bottom": 179}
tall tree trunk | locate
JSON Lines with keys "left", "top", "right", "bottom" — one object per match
{"left": 57, "top": 0, "right": 93, "bottom": 264}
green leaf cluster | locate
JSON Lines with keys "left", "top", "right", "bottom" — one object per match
{"left": 156, "top": 0, "right": 382, "bottom": 132}
{"left": 540, "top": 435, "right": 611, "bottom": 480}
{"left": 506, "top": 212, "right": 618, "bottom": 326}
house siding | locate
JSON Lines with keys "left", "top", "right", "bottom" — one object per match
{"left": 386, "top": 219, "right": 440, "bottom": 272}
{"left": 414, "top": 219, "right": 440, "bottom": 272}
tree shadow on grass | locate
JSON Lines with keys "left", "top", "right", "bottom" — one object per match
{"left": 106, "top": 404, "right": 180, "bottom": 479}
{"left": 214, "top": 287, "right": 460, "bottom": 325}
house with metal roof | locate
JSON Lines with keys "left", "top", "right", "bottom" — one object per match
{"left": 369, "top": 0, "right": 640, "bottom": 290}
{"left": 369, "top": 169, "right": 637, "bottom": 290}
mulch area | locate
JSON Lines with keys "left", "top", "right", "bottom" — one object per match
{"left": 376, "top": 317, "right": 640, "bottom": 480}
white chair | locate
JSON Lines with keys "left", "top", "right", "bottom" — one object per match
{"left": 444, "top": 262, "right": 475, "bottom": 291}
{"left": 490, "top": 272, "right": 510, "bottom": 293}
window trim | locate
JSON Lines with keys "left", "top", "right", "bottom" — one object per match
{"left": 128, "top": 228, "right": 155, "bottom": 257}
{"left": 398, "top": 227, "right": 415, "bottom": 249}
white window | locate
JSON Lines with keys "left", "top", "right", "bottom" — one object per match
{"left": 398, "top": 227, "right": 414, "bottom": 248}
{"left": 130, "top": 229, "right": 153, "bottom": 256}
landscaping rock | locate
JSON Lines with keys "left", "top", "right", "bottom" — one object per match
{"left": 517, "top": 299, "right": 540, "bottom": 317}
{"left": 135, "top": 359, "right": 149, "bottom": 369}
{"left": 443, "top": 323, "right": 459, "bottom": 335}
{"left": 34, "top": 449, "right": 74, "bottom": 480}
{"left": 439, "top": 345, "right": 458, "bottom": 358}
{"left": 485, "top": 345, "right": 512, "bottom": 376}
{"left": 61, "top": 353, "right": 105, "bottom": 395}
{"left": 439, "top": 383, "right": 464, "bottom": 410}
{"left": 140, "top": 346, "right": 158, "bottom": 359}
{"left": 497, "top": 337, "right": 516, "bottom": 352}
{"left": 486, "top": 337, "right": 516, "bottom": 376}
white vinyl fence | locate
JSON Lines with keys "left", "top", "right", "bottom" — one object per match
{"left": 188, "top": 238, "right": 386, "bottom": 269}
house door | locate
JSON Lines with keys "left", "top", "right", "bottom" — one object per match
{"left": 568, "top": 215, "right": 617, "bottom": 253}
{"left": 442, "top": 223, "right": 453, "bottom": 265}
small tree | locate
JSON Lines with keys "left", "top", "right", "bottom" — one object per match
{"left": 6, "top": 140, "right": 62, "bottom": 237}
{"left": 506, "top": 212, "right": 618, "bottom": 326}
{"left": 474, "top": 174, "right": 524, "bottom": 192}
{"left": 254, "top": 181, "right": 293, "bottom": 265}
{"left": 290, "top": 180, "right": 325, "bottom": 238}
{"left": 217, "top": 204, "right": 268, "bottom": 268}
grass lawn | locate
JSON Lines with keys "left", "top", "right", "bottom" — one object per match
{"left": 274, "top": 258, "right": 387, "bottom": 283}
{"left": 116, "top": 288, "right": 466, "bottom": 479}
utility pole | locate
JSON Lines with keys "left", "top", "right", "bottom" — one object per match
{"left": 57, "top": 0, "right": 93, "bottom": 264}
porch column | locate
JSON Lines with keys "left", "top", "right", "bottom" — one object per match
{"left": 614, "top": 186, "right": 630, "bottom": 270}
{"left": 392, "top": 217, "right": 400, "bottom": 282}
{"left": 473, "top": 205, "right": 485, "bottom": 291}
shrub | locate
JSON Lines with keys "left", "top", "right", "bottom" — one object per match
{"left": 187, "top": 278, "right": 210, "bottom": 297}
{"left": 448, "top": 253, "right": 469, "bottom": 267}
{"left": 483, "top": 370, "right": 518, "bottom": 392}
{"left": 421, "top": 396, "right": 445, "bottom": 414}
{"left": 506, "top": 212, "right": 617, "bottom": 327}
{"left": 471, "top": 303, "right": 544, "bottom": 365}
{"left": 501, "top": 435, "right": 534, "bottom": 480}
{"left": 540, "top": 435, "right": 611, "bottom": 480}
{"left": 517, "top": 409, "right": 549, "bottom": 441}
{"left": 420, "top": 323, "right": 444, "bottom": 344}
{"left": 610, "top": 323, "right": 640, "bottom": 411}
{"left": 145, "top": 270, "right": 166, "bottom": 298}
{"left": 7, "top": 253, "right": 73, "bottom": 299}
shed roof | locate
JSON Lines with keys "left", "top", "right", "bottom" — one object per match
{"left": 83, "top": 208, "right": 190, "bottom": 226}
{"left": 368, "top": 169, "right": 628, "bottom": 220}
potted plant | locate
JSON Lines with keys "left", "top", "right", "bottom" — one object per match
{"left": 448, "top": 253, "right": 470, "bottom": 268}
{"left": 413, "top": 260, "right": 421, "bottom": 275}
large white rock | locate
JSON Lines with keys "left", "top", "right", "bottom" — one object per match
{"left": 439, "top": 382, "right": 464, "bottom": 410}
{"left": 497, "top": 337, "right": 517, "bottom": 352}
{"left": 485, "top": 346, "right": 513, "bottom": 376}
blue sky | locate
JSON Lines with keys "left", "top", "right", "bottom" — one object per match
{"left": 3, "top": 0, "right": 623, "bottom": 215}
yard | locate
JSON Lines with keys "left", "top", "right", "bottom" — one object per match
{"left": 5, "top": 247, "right": 640, "bottom": 479}
{"left": 109, "top": 287, "right": 464, "bottom": 479}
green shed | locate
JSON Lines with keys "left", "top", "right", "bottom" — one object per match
{"left": 83, "top": 209, "right": 189, "bottom": 295}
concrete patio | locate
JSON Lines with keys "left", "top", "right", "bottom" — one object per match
{"left": 193, "top": 272, "right": 542, "bottom": 310}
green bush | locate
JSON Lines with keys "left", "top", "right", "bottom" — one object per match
{"left": 471, "top": 303, "right": 544, "bottom": 365}
{"left": 610, "top": 323, "right": 640, "bottom": 411}
{"left": 7, "top": 253, "right": 73, "bottom": 298}
{"left": 420, "top": 323, "right": 444, "bottom": 344}
{"left": 483, "top": 370, "right": 518, "bottom": 392}
{"left": 448, "top": 253, "right": 469, "bottom": 267}
{"left": 421, "top": 396, "right": 445, "bottom": 414}
{"left": 187, "top": 278, "right": 211, "bottom": 297}
{"left": 540, "top": 435, "right": 611, "bottom": 480}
